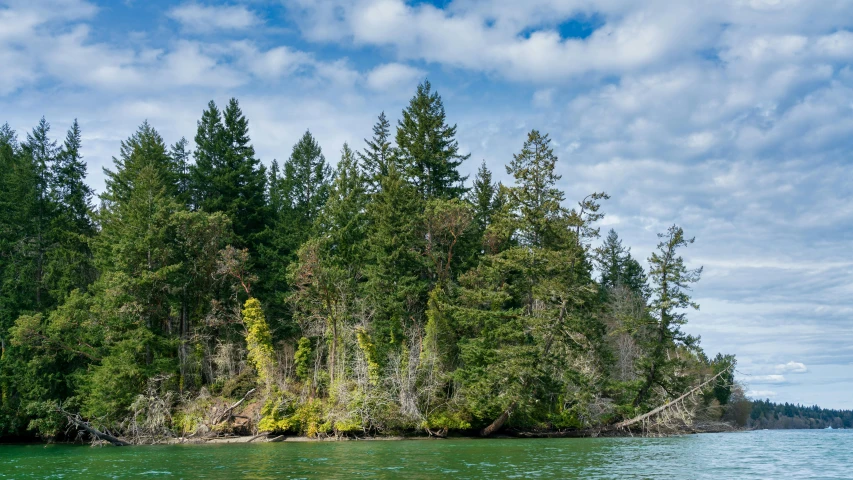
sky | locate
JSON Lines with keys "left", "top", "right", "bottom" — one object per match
{"left": 1, "top": 0, "right": 852, "bottom": 409}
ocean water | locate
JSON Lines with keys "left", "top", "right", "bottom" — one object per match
{"left": 0, "top": 430, "right": 849, "bottom": 479}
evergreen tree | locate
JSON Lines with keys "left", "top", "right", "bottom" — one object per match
{"left": 281, "top": 130, "right": 332, "bottom": 228}
{"left": 315, "top": 144, "right": 368, "bottom": 269}
{"left": 44, "top": 119, "right": 95, "bottom": 299}
{"left": 635, "top": 225, "right": 703, "bottom": 407}
{"left": 469, "top": 160, "right": 496, "bottom": 232}
{"left": 362, "top": 165, "right": 425, "bottom": 354}
{"left": 169, "top": 137, "right": 192, "bottom": 206}
{"left": 190, "top": 99, "right": 267, "bottom": 248}
{"left": 506, "top": 130, "right": 567, "bottom": 249}
{"left": 20, "top": 118, "right": 59, "bottom": 310}
{"left": 396, "top": 81, "right": 469, "bottom": 200}
{"left": 595, "top": 229, "right": 648, "bottom": 299}
{"left": 359, "top": 112, "right": 394, "bottom": 192}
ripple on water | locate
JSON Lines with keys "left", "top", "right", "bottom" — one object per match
{"left": 1, "top": 430, "right": 851, "bottom": 479}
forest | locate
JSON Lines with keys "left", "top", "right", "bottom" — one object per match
{"left": 749, "top": 400, "right": 853, "bottom": 430}
{"left": 0, "top": 81, "right": 744, "bottom": 443}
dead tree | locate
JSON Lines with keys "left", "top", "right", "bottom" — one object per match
{"left": 58, "top": 408, "right": 131, "bottom": 447}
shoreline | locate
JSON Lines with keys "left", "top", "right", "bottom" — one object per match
{"left": 3, "top": 422, "right": 745, "bottom": 447}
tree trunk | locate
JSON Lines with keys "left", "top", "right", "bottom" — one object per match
{"left": 480, "top": 400, "right": 518, "bottom": 437}
{"left": 59, "top": 408, "right": 131, "bottom": 446}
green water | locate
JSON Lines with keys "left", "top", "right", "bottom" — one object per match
{"left": 1, "top": 430, "right": 850, "bottom": 479}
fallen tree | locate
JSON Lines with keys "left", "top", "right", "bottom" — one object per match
{"left": 58, "top": 407, "right": 131, "bottom": 446}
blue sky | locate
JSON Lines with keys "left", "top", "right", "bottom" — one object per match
{"left": 2, "top": 0, "right": 852, "bottom": 409}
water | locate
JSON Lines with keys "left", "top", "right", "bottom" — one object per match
{"left": 0, "top": 430, "right": 850, "bottom": 479}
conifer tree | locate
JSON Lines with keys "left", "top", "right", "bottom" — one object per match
{"left": 281, "top": 130, "right": 332, "bottom": 227}
{"left": 396, "top": 81, "right": 469, "bottom": 200}
{"left": 469, "top": 160, "right": 496, "bottom": 232}
{"left": 45, "top": 119, "right": 95, "bottom": 299}
{"left": 169, "top": 137, "right": 192, "bottom": 206}
{"left": 506, "top": 130, "right": 567, "bottom": 249}
{"left": 635, "top": 225, "right": 703, "bottom": 407}
{"left": 595, "top": 229, "right": 648, "bottom": 299}
{"left": 190, "top": 99, "right": 267, "bottom": 248}
{"left": 362, "top": 165, "right": 425, "bottom": 354}
{"left": 359, "top": 112, "right": 394, "bottom": 192}
{"left": 316, "top": 144, "right": 368, "bottom": 269}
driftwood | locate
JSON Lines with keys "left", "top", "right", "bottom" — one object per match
{"left": 58, "top": 408, "right": 131, "bottom": 446}
{"left": 213, "top": 388, "right": 256, "bottom": 425}
{"left": 614, "top": 367, "right": 732, "bottom": 431}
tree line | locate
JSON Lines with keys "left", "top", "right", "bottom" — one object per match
{"left": 749, "top": 400, "right": 852, "bottom": 430}
{"left": 0, "top": 81, "right": 739, "bottom": 440}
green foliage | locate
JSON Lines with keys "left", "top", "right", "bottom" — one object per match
{"left": 356, "top": 329, "right": 380, "bottom": 385}
{"left": 396, "top": 80, "right": 469, "bottom": 200}
{"left": 0, "top": 87, "right": 739, "bottom": 441}
{"left": 242, "top": 298, "right": 275, "bottom": 388}
{"left": 294, "top": 337, "right": 313, "bottom": 382}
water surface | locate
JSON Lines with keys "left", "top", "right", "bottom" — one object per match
{"left": 1, "top": 430, "right": 849, "bottom": 479}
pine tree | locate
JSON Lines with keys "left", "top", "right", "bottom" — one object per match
{"left": 169, "top": 137, "right": 192, "bottom": 206}
{"left": 315, "top": 144, "right": 368, "bottom": 268}
{"left": 506, "top": 130, "right": 567, "bottom": 249}
{"left": 362, "top": 165, "right": 425, "bottom": 355}
{"left": 595, "top": 229, "right": 648, "bottom": 299}
{"left": 191, "top": 101, "right": 224, "bottom": 210}
{"left": 104, "top": 121, "right": 176, "bottom": 207}
{"left": 190, "top": 99, "right": 267, "bottom": 248}
{"left": 45, "top": 119, "right": 95, "bottom": 299}
{"left": 635, "top": 225, "right": 703, "bottom": 407}
{"left": 20, "top": 118, "right": 59, "bottom": 310}
{"left": 396, "top": 81, "right": 469, "bottom": 200}
{"left": 281, "top": 130, "right": 332, "bottom": 227}
{"left": 359, "top": 112, "right": 394, "bottom": 192}
{"left": 469, "top": 160, "right": 496, "bottom": 232}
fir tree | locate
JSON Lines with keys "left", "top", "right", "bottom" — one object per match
{"left": 359, "top": 112, "right": 394, "bottom": 192}
{"left": 396, "top": 81, "right": 469, "bottom": 200}
{"left": 635, "top": 225, "right": 703, "bottom": 407}
{"left": 169, "top": 137, "right": 192, "bottom": 206}
{"left": 506, "top": 130, "right": 567, "bottom": 249}
{"left": 45, "top": 119, "right": 95, "bottom": 299}
{"left": 281, "top": 130, "right": 332, "bottom": 227}
{"left": 190, "top": 99, "right": 267, "bottom": 248}
{"left": 469, "top": 160, "right": 496, "bottom": 232}
{"left": 595, "top": 229, "right": 648, "bottom": 299}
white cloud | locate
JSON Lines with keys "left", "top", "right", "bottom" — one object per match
{"left": 747, "top": 390, "right": 778, "bottom": 399}
{"left": 750, "top": 374, "right": 787, "bottom": 384}
{"left": 365, "top": 63, "right": 425, "bottom": 92}
{"left": 532, "top": 89, "right": 555, "bottom": 108}
{"left": 776, "top": 361, "right": 808, "bottom": 374}
{"left": 168, "top": 2, "right": 260, "bottom": 33}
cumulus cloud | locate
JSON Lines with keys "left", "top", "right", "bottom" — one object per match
{"left": 3, "top": 0, "right": 853, "bottom": 410}
{"left": 365, "top": 63, "right": 425, "bottom": 92}
{"left": 776, "top": 362, "right": 808, "bottom": 374}
{"left": 167, "top": 3, "right": 261, "bottom": 33}
{"left": 747, "top": 390, "right": 778, "bottom": 399}
{"left": 750, "top": 375, "right": 787, "bottom": 384}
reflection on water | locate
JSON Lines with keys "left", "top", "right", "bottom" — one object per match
{"left": 1, "top": 430, "right": 850, "bottom": 479}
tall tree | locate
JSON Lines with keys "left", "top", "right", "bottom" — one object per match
{"left": 281, "top": 130, "right": 332, "bottom": 228}
{"left": 396, "top": 81, "right": 469, "bottom": 200}
{"left": 595, "top": 229, "right": 648, "bottom": 299}
{"left": 20, "top": 118, "right": 59, "bottom": 310}
{"left": 45, "top": 119, "right": 95, "bottom": 299}
{"left": 169, "top": 137, "right": 192, "bottom": 206}
{"left": 359, "top": 112, "right": 394, "bottom": 192}
{"left": 469, "top": 160, "right": 496, "bottom": 232}
{"left": 635, "top": 225, "right": 703, "bottom": 407}
{"left": 190, "top": 99, "right": 267, "bottom": 248}
{"left": 506, "top": 130, "right": 567, "bottom": 249}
